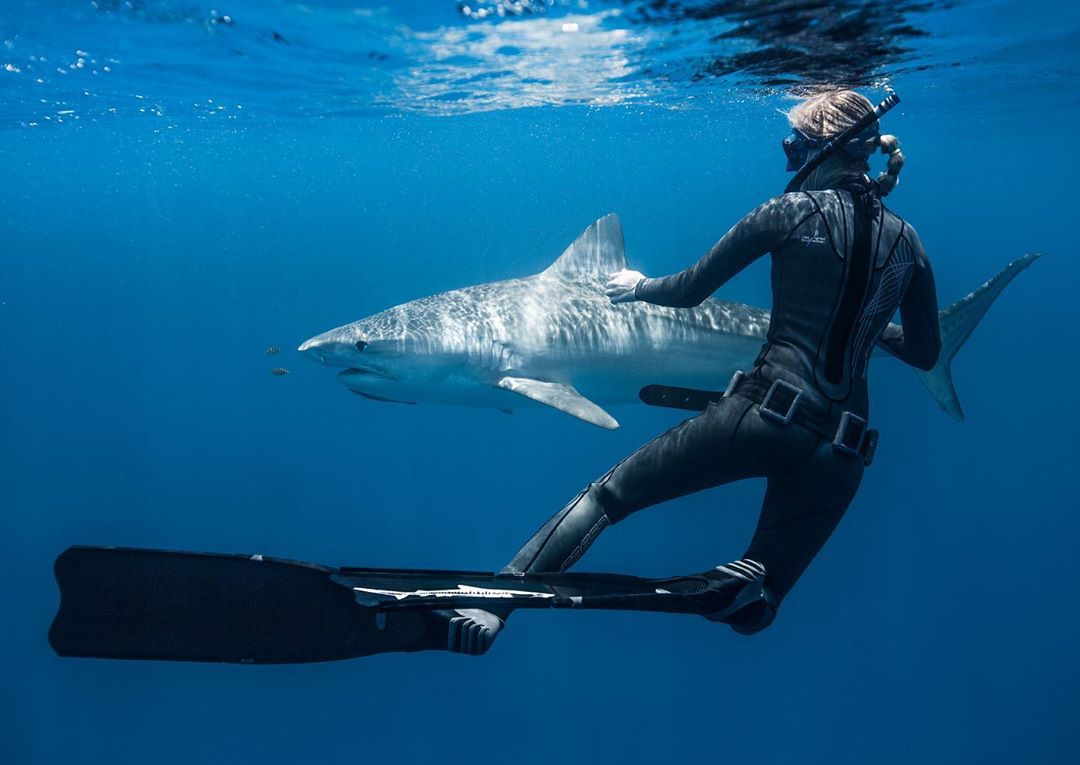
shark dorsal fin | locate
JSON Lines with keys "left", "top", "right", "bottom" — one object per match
{"left": 542, "top": 213, "right": 627, "bottom": 280}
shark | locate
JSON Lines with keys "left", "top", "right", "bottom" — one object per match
{"left": 298, "top": 214, "right": 1039, "bottom": 429}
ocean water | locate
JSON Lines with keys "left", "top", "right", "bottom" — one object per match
{"left": 2, "top": 1, "right": 1079, "bottom": 762}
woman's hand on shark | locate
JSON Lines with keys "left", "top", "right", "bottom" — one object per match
{"left": 605, "top": 269, "right": 645, "bottom": 304}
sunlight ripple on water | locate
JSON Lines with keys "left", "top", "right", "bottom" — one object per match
{"left": 0, "top": 0, "right": 1077, "bottom": 128}
{"left": 395, "top": 11, "right": 654, "bottom": 113}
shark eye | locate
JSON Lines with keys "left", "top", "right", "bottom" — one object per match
{"left": 355, "top": 340, "right": 368, "bottom": 352}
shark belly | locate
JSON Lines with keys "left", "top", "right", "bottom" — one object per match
{"left": 506, "top": 331, "right": 762, "bottom": 407}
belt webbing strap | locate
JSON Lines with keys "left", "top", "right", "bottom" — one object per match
{"left": 730, "top": 376, "right": 878, "bottom": 466}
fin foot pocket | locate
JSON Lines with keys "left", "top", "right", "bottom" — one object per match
{"left": 696, "top": 559, "right": 777, "bottom": 634}
{"left": 441, "top": 609, "right": 504, "bottom": 656}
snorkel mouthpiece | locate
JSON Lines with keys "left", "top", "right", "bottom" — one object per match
{"left": 784, "top": 90, "right": 901, "bottom": 194}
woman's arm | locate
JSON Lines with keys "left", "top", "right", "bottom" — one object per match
{"left": 611, "top": 194, "right": 815, "bottom": 308}
{"left": 879, "top": 233, "right": 942, "bottom": 371}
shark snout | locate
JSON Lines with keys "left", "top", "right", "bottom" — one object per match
{"left": 298, "top": 334, "right": 364, "bottom": 367}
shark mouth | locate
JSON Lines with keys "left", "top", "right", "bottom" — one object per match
{"left": 337, "top": 366, "right": 394, "bottom": 381}
{"left": 350, "top": 391, "right": 417, "bottom": 405}
{"left": 338, "top": 367, "right": 416, "bottom": 405}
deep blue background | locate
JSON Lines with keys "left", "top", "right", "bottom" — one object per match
{"left": 2, "top": 7, "right": 1079, "bottom": 762}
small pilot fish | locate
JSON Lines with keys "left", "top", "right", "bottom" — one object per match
{"left": 269, "top": 367, "right": 289, "bottom": 376}
{"left": 264, "top": 346, "right": 281, "bottom": 356}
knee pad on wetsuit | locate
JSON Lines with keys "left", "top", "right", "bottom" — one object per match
{"left": 587, "top": 480, "right": 628, "bottom": 524}
{"left": 558, "top": 488, "right": 612, "bottom": 571}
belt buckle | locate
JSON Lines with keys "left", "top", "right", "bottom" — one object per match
{"left": 833, "top": 411, "right": 868, "bottom": 458}
{"left": 759, "top": 378, "right": 803, "bottom": 425}
{"left": 862, "top": 429, "right": 879, "bottom": 467}
{"left": 722, "top": 370, "right": 746, "bottom": 398}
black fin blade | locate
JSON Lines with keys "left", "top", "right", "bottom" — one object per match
{"left": 49, "top": 547, "right": 447, "bottom": 664}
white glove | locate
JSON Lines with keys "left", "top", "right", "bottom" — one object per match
{"left": 605, "top": 269, "right": 645, "bottom": 304}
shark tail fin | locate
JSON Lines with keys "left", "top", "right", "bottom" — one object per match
{"left": 917, "top": 253, "right": 1042, "bottom": 421}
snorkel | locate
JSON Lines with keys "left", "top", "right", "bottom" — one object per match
{"left": 784, "top": 90, "right": 902, "bottom": 194}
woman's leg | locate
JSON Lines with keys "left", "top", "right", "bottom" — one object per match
{"left": 446, "top": 400, "right": 857, "bottom": 652}
{"left": 504, "top": 395, "right": 764, "bottom": 574}
{"left": 732, "top": 441, "right": 865, "bottom": 634}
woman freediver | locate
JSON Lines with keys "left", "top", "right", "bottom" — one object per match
{"left": 443, "top": 89, "right": 942, "bottom": 655}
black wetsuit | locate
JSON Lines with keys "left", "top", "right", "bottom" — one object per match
{"left": 502, "top": 179, "right": 942, "bottom": 633}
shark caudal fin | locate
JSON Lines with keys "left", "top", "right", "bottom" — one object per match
{"left": 542, "top": 213, "right": 628, "bottom": 279}
{"left": 917, "top": 253, "right": 1042, "bottom": 421}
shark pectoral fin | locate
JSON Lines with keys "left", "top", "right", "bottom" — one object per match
{"left": 496, "top": 377, "right": 619, "bottom": 430}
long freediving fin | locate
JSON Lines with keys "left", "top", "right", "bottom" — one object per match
{"left": 496, "top": 376, "right": 619, "bottom": 429}
{"left": 49, "top": 546, "right": 762, "bottom": 664}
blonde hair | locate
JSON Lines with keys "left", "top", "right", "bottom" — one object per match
{"left": 786, "top": 90, "right": 905, "bottom": 196}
